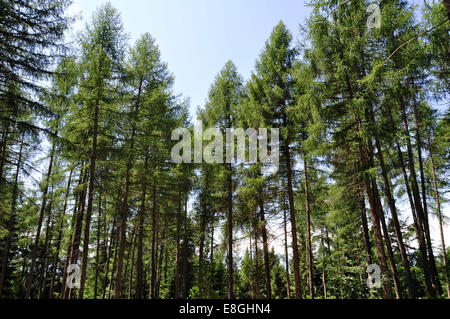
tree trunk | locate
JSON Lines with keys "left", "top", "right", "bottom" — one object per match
{"left": 284, "top": 141, "right": 302, "bottom": 298}
{"left": 373, "top": 133, "right": 416, "bottom": 298}
{"left": 198, "top": 203, "right": 206, "bottom": 298}
{"left": 174, "top": 193, "right": 182, "bottom": 299}
{"left": 362, "top": 158, "right": 393, "bottom": 298}
{"left": 67, "top": 165, "right": 88, "bottom": 299}
{"left": 386, "top": 102, "right": 434, "bottom": 295}
{"left": 304, "top": 157, "right": 314, "bottom": 299}
{"left": 108, "top": 213, "right": 120, "bottom": 299}
{"left": 182, "top": 195, "right": 188, "bottom": 298}
{"left": 0, "top": 122, "right": 10, "bottom": 191}
{"left": 155, "top": 213, "right": 167, "bottom": 299}
{"left": 128, "top": 227, "right": 137, "bottom": 299}
{"left": 429, "top": 138, "right": 450, "bottom": 298}
{"left": 78, "top": 95, "right": 99, "bottom": 299}
{"left": 123, "top": 221, "right": 137, "bottom": 299}
{"left": 366, "top": 100, "right": 417, "bottom": 297}
{"left": 254, "top": 224, "right": 260, "bottom": 299}
{"left": 25, "top": 141, "right": 56, "bottom": 298}
{"left": 114, "top": 79, "right": 142, "bottom": 299}
{"left": 93, "top": 189, "right": 102, "bottom": 299}
{"left": 48, "top": 168, "right": 72, "bottom": 299}
{"left": 412, "top": 100, "right": 442, "bottom": 295}
{"left": 208, "top": 211, "right": 215, "bottom": 299}
{"left": 399, "top": 99, "right": 436, "bottom": 296}
{"left": 114, "top": 170, "right": 129, "bottom": 299}
{"left": 61, "top": 168, "right": 83, "bottom": 299}
{"left": 258, "top": 189, "right": 272, "bottom": 299}
{"left": 149, "top": 185, "right": 158, "bottom": 299}
{"left": 103, "top": 213, "right": 117, "bottom": 299}
{"left": 321, "top": 230, "right": 327, "bottom": 299}
{"left": 358, "top": 189, "right": 373, "bottom": 266}
{"left": 0, "top": 132, "right": 23, "bottom": 297}
{"left": 226, "top": 162, "right": 233, "bottom": 299}
{"left": 372, "top": 177, "right": 402, "bottom": 299}
{"left": 135, "top": 148, "right": 149, "bottom": 299}
{"left": 38, "top": 186, "right": 55, "bottom": 299}
{"left": 354, "top": 118, "right": 393, "bottom": 298}
{"left": 282, "top": 191, "right": 291, "bottom": 299}
{"left": 363, "top": 124, "right": 402, "bottom": 299}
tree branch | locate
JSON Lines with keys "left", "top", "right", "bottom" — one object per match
{"left": 382, "top": 17, "right": 449, "bottom": 66}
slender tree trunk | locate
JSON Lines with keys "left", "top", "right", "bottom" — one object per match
{"left": 321, "top": 230, "right": 327, "bottom": 299}
{"left": 284, "top": 141, "right": 302, "bottom": 298}
{"left": 135, "top": 148, "right": 149, "bottom": 299}
{"left": 103, "top": 214, "right": 117, "bottom": 299}
{"left": 155, "top": 214, "right": 167, "bottom": 299}
{"left": 412, "top": 99, "right": 442, "bottom": 295}
{"left": 362, "top": 160, "right": 393, "bottom": 298}
{"left": 114, "top": 168, "right": 130, "bottom": 299}
{"left": 226, "top": 162, "right": 233, "bottom": 299}
{"left": 209, "top": 212, "right": 215, "bottom": 299}
{"left": 0, "top": 132, "right": 23, "bottom": 297}
{"left": 67, "top": 165, "right": 88, "bottom": 299}
{"left": 373, "top": 134, "right": 416, "bottom": 298}
{"left": 128, "top": 227, "right": 137, "bottom": 299}
{"left": 198, "top": 205, "right": 206, "bottom": 298}
{"left": 38, "top": 185, "right": 55, "bottom": 299}
{"left": 372, "top": 177, "right": 402, "bottom": 299}
{"left": 108, "top": 216, "right": 120, "bottom": 299}
{"left": 0, "top": 122, "right": 10, "bottom": 190}
{"left": 114, "top": 79, "right": 142, "bottom": 299}
{"left": 79, "top": 61, "right": 103, "bottom": 297}
{"left": 25, "top": 142, "right": 56, "bottom": 298}
{"left": 254, "top": 224, "right": 260, "bottom": 299}
{"left": 358, "top": 189, "right": 372, "bottom": 265}
{"left": 174, "top": 193, "right": 182, "bottom": 299}
{"left": 258, "top": 189, "right": 272, "bottom": 299}
{"left": 93, "top": 190, "right": 102, "bottom": 299}
{"left": 335, "top": 226, "right": 343, "bottom": 299}
{"left": 354, "top": 122, "right": 393, "bottom": 298}
{"left": 386, "top": 102, "right": 434, "bottom": 294}
{"left": 283, "top": 191, "right": 291, "bottom": 299}
{"left": 367, "top": 101, "right": 416, "bottom": 297}
{"left": 100, "top": 199, "right": 107, "bottom": 299}
{"left": 249, "top": 235, "right": 254, "bottom": 298}
{"left": 61, "top": 168, "right": 83, "bottom": 299}
{"left": 429, "top": 139, "right": 450, "bottom": 298}
{"left": 123, "top": 221, "right": 137, "bottom": 298}
{"left": 163, "top": 243, "right": 168, "bottom": 287}
{"left": 149, "top": 185, "right": 158, "bottom": 299}
{"left": 399, "top": 99, "right": 436, "bottom": 296}
{"left": 20, "top": 231, "right": 31, "bottom": 287}
{"left": 363, "top": 129, "right": 402, "bottom": 299}
{"left": 49, "top": 168, "right": 73, "bottom": 299}
{"left": 182, "top": 195, "right": 188, "bottom": 298}
{"left": 304, "top": 157, "right": 314, "bottom": 299}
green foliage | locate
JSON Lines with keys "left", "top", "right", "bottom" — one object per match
{"left": 0, "top": 0, "right": 448, "bottom": 300}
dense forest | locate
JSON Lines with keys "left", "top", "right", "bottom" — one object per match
{"left": 0, "top": 0, "right": 449, "bottom": 300}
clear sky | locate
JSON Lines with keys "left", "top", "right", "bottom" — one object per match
{"left": 68, "top": 0, "right": 311, "bottom": 117}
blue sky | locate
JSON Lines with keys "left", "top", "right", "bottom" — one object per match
{"left": 68, "top": 0, "right": 311, "bottom": 117}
